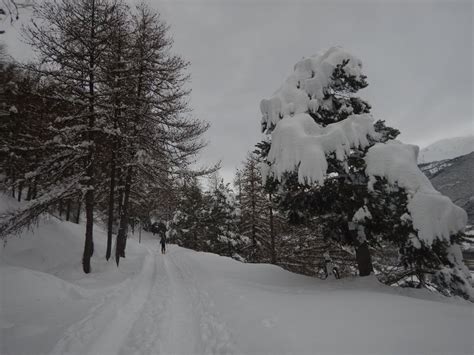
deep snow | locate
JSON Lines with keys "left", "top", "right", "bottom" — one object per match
{"left": 1, "top": 196, "right": 473, "bottom": 355}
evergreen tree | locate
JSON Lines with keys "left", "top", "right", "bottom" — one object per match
{"left": 259, "top": 47, "right": 472, "bottom": 299}
{"left": 204, "top": 178, "right": 243, "bottom": 258}
{"left": 167, "top": 178, "right": 207, "bottom": 250}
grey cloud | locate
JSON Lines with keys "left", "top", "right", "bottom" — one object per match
{"left": 4, "top": 0, "right": 472, "bottom": 183}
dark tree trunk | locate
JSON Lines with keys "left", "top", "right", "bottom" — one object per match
{"left": 26, "top": 182, "right": 33, "bottom": 201}
{"left": 115, "top": 166, "right": 132, "bottom": 266}
{"left": 75, "top": 197, "right": 82, "bottom": 224}
{"left": 32, "top": 180, "right": 37, "bottom": 199}
{"left": 117, "top": 170, "right": 124, "bottom": 223}
{"left": 17, "top": 181, "right": 23, "bottom": 202}
{"left": 82, "top": 0, "right": 96, "bottom": 274}
{"left": 59, "top": 199, "right": 64, "bottom": 218}
{"left": 106, "top": 151, "right": 116, "bottom": 261}
{"left": 355, "top": 241, "right": 373, "bottom": 276}
{"left": 66, "top": 199, "right": 71, "bottom": 221}
{"left": 269, "top": 192, "right": 276, "bottom": 264}
{"left": 250, "top": 175, "right": 256, "bottom": 248}
{"left": 83, "top": 184, "right": 95, "bottom": 274}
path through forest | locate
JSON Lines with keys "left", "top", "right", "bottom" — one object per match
{"left": 51, "top": 241, "right": 236, "bottom": 355}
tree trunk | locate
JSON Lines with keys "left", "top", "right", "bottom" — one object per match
{"left": 106, "top": 151, "right": 116, "bottom": 261}
{"left": 32, "top": 180, "right": 37, "bottom": 199}
{"left": 250, "top": 174, "right": 256, "bottom": 248}
{"left": 355, "top": 241, "right": 373, "bottom": 276}
{"left": 26, "top": 182, "right": 33, "bottom": 201}
{"left": 117, "top": 171, "right": 124, "bottom": 223}
{"left": 59, "top": 199, "right": 64, "bottom": 218}
{"left": 17, "top": 181, "right": 23, "bottom": 202}
{"left": 115, "top": 166, "right": 132, "bottom": 266}
{"left": 82, "top": 0, "right": 96, "bottom": 274}
{"left": 66, "top": 199, "right": 71, "bottom": 221}
{"left": 75, "top": 197, "right": 82, "bottom": 224}
{"left": 83, "top": 183, "right": 95, "bottom": 273}
{"left": 269, "top": 192, "right": 276, "bottom": 264}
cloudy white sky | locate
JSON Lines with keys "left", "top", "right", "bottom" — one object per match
{"left": 3, "top": 0, "right": 473, "bottom": 183}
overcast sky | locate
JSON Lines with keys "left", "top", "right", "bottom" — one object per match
{"left": 3, "top": 0, "right": 473, "bottom": 183}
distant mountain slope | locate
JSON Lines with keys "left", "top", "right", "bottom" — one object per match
{"left": 419, "top": 136, "right": 474, "bottom": 164}
{"left": 420, "top": 152, "right": 474, "bottom": 225}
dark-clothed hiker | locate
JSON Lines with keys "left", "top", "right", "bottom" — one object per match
{"left": 160, "top": 235, "right": 167, "bottom": 254}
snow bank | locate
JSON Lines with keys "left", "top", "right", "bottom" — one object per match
{"left": 260, "top": 46, "right": 365, "bottom": 132}
{"left": 266, "top": 113, "right": 376, "bottom": 184}
{"left": 172, "top": 247, "right": 473, "bottom": 355}
{"left": 365, "top": 141, "right": 468, "bottom": 245}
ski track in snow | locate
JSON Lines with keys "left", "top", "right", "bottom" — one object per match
{"left": 50, "top": 242, "right": 235, "bottom": 355}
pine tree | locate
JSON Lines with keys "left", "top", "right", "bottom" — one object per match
{"left": 167, "top": 178, "right": 207, "bottom": 250}
{"left": 204, "top": 178, "right": 243, "bottom": 257}
{"left": 259, "top": 47, "right": 472, "bottom": 299}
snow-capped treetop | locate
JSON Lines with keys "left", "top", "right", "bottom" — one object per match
{"left": 365, "top": 140, "right": 467, "bottom": 245}
{"left": 266, "top": 113, "right": 377, "bottom": 184}
{"left": 260, "top": 46, "right": 366, "bottom": 133}
{"left": 418, "top": 135, "right": 474, "bottom": 164}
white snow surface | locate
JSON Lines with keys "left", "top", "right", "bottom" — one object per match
{"left": 1, "top": 195, "right": 473, "bottom": 355}
{"left": 419, "top": 135, "right": 474, "bottom": 164}
{"left": 266, "top": 112, "right": 376, "bottom": 184}
{"left": 260, "top": 46, "right": 365, "bottom": 131}
{"left": 365, "top": 141, "right": 468, "bottom": 245}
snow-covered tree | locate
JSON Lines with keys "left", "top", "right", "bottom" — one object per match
{"left": 204, "top": 178, "right": 243, "bottom": 257}
{"left": 235, "top": 152, "right": 281, "bottom": 263}
{"left": 237, "top": 153, "right": 268, "bottom": 259}
{"left": 168, "top": 176, "right": 245, "bottom": 258}
{"left": 167, "top": 178, "right": 207, "bottom": 250}
{"left": 259, "top": 46, "right": 472, "bottom": 300}
{"left": 0, "top": 1, "right": 211, "bottom": 274}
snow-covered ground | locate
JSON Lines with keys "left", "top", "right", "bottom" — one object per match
{"left": 1, "top": 196, "right": 473, "bottom": 355}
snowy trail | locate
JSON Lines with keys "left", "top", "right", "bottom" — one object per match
{"left": 3, "top": 226, "right": 472, "bottom": 355}
{"left": 120, "top": 244, "right": 235, "bottom": 355}
{"left": 51, "top": 247, "right": 157, "bottom": 355}
{"left": 50, "top": 241, "right": 235, "bottom": 355}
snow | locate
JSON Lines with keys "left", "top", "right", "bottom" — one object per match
{"left": 419, "top": 135, "right": 474, "bottom": 164}
{"left": 352, "top": 205, "right": 372, "bottom": 222}
{"left": 365, "top": 141, "right": 468, "bottom": 245}
{"left": 266, "top": 112, "right": 376, "bottom": 184}
{"left": 1, "top": 195, "right": 473, "bottom": 355}
{"left": 260, "top": 46, "right": 365, "bottom": 133}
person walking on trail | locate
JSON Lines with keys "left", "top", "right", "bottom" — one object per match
{"left": 160, "top": 235, "right": 167, "bottom": 254}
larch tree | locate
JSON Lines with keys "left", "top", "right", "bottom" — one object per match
{"left": 113, "top": 2, "right": 209, "bottom": 265}
{"left": 0, "top": 0, "right": 122, "bottom": 273}
{"left": 237, "top": 152, "right": 275, "bottom": 262}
